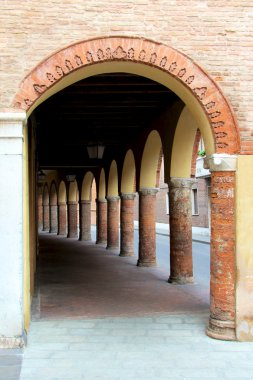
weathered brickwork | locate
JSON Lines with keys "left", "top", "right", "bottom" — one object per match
{"left": 106, "top": 196, "right": 120, "bottom": 249}
{"left": 138, "top": 188, "right": 158, "bottom": 267}
{"left": 58, "top": 203, "right": 67, "bottom": 235}
{"left": 79, "top": 201, "right": 91, "bottom": 241}
{"left": 0, "top": 1, "right": 252, "bottom": 152}
{"left": 207, "top": 171, "right": 236, "bottom": 340}
{"left": 120, "top": 193, "right": 135, "bottom": 257}
{"left": 67, "top": 202, "right": 78, "bottom": 238}
{"left": 96, "top": 199, "right": 107, "bottom": 244}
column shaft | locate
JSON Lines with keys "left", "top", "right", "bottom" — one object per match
{"left": 67, "top": 201, "right": 78, "bottom": 238}
{"left": 138, "top": 188, "right": 158, "bottom": 267}
{"left": 49, "top": 204, "right": 58, "bottom": 233}
{"left": 207, "top": 171, "right": 236, "bottom": 340}
{"left": 120, "top": 193, "right": 135, "bottom": 257}
{"left": 106, "top": 196, "right": 120, "bottom": 249}
{"left": 96, "top": 199, "right": 107, "bottom": 244}
{"left": 58, "top": 203, "right": 67, "bottom": 235}
{"left": 42, "top": 204, "right": 49, "bottom": 231}
{"left": 79, "top": 200, "right": 91, "bottom": 241}
{"left": 168, "top": 178, "right": 194, "bottom": 284}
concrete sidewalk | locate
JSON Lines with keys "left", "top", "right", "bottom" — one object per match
{"left": 135, "top": 221, "right": 210, "bottom": 245}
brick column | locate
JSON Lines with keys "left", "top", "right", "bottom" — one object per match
{"left": 67, "top": 201, "right": 78, "bottom": 238}
{"left": 37, "top": 187, "right": 43, "bottom": 232}
{"left": 120, "top": 193, "right": 136, "bottom": 257}
{"left": 58, "top": 202, "right": 67, "bottom": 236}
{"left": 168, "top": 178, "right": 195, "bottom": 284}
{"left": 205, "top": 154, "right": 237, "bottom": 341}
{"left": 49, "top": 203, "right": 58, "bottom": 233}
{"left": 96, "top": 198, "right": 107, "bottom": 244}
{"left": 42, "top": 203, "right": 49, "bottom": 232}
{"left": 106, "top": 196, "right": 120, "bottom": 250}
{"left": 138, "top": 188, "right": 158, "bottom": 267}
{"left": 79, "top": 200, "right": 91, "bottom": 241}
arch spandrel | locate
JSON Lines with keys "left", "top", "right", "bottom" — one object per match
{"left": 13, "top": 36, "right": 240, "bottom": 155}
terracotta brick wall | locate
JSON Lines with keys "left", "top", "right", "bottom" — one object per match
{"left": 1, "top": 1, "right": 252, "bottom": 152}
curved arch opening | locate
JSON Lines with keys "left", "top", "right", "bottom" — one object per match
{"left": 107, "top": 160, "right": 118, "bottom": 196}
{"left": 140, "top": 130, "right": 163, "bottom": 188}
{"left": 121, "top": 149, "right": 136, "bottom": 194}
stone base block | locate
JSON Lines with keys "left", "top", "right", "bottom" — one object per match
{"left": 206, "top": 317, "right": 236, "bottom": 341}
{"left": 168, "top": 275, "right": 194, "bottom": 285}
{"left": 137, "top": 260, "right": 157, "bottom": 267}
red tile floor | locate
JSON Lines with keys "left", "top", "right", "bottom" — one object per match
{"left": 33, "top": 233, "right": 209, "bottom": 321}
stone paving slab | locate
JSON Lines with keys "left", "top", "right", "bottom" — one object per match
{"left": 0, "top": 349, "right": 23, "bottom": 380}
{"left": 20, "top": 313, "right": 253, "bottom": 380}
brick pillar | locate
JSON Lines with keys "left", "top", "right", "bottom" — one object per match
{"left": 42, "top": 203, "right": 49, "bottom": 232}
{"left": 58, "top": 202, "right": 67, "bottom": 236}
{"left": 37, "top": 188, "right": 43, "bottom": 232}
{"left": 120, "top": 193, "right": 136, "bottom": 257}
{"left": 138, "top": 188, "right": 158, "bottom": 267}
{"left": 79, "top": 200, "right": 91, "bottom": 241}
{"left": 67, "top": 201, "right": 78, "bottom": 238}
{"left": 205, "top": 155, "right": 237, "bottom": 341}
{"left": 96, "top": 198, "right": 107, "bottom": 244}
{"left": 168, "top": 178, "right": 194, "bottom": 284}
{"left": 106, "top": 196, "right": 120, "bottom": 250}
{"left": 49, "top": 204, "right": 58, "bottom": 233}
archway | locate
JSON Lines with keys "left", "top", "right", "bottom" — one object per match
{"left": 12, "top": 36, "right": 240, "bottom": 341}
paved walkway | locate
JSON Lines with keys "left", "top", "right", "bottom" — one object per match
{"left": 16, "top": 233, "right": 253, "bottom": 380}
{"left": 1, "top": 229, "right": 252, "bottom": 380}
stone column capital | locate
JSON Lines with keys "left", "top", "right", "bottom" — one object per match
{"left": 106, "top": 195, "right": 120, "bottom": 202}
{"left": 0, "top": 111, "right": 26, "bottom": 123}
{"left": 139, "top": 188, "right": 159, "bottom": 196}
{"left": 120, "top": 192, "right": 136, "bottom": 200}
{"left": 96, "top": 197, "right": 107, "bottom": 203}
{"left": 204, "top": 154, "right": 237, "bottom": 172}
{"left": 67, "top": 201, "right": 78, "bottom": 205}
{"left": 169, "top": 178, "right": 196, "bottom": 189}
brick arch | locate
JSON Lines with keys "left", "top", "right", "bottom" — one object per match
{"left": 13, "top": 36, "right": 240, "bottom": 154}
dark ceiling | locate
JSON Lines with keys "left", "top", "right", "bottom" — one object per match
{"left": 34, "top": 73, "right": 179, "bottom": 170}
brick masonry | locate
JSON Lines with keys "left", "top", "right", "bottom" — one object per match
{"left": 207, "top": 170, "right": 236, "bottom": 340}
{"left": 0, "top": 1, "right": 251, "bottom": 153}
{"left": 106, "top": 196, "right": 120, "bottom": 249}
{"left": 67, "top": 202, "right": 78, "bottom": 238}
{"left": 58, "top": 203, "right": 67, "bottom": 236}
{"left": 119, "top": 193, "right": 135, "bottom": 257}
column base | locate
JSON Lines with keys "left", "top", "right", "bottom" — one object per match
{"left": 119, "top": 251, "right": 134, "bottom": 257}
{"left": 206, "top": 317, "right": 236, "bottom": 341}
{"left": 137, "top": 260, "right": 157, "bottom": 267}
{"left": 79, "top": 235, "right": 92, "bottom": 242}
{"left": 0, "top": 332, "right": 27, "bottom": 348}
{"left": 96, "top": 239, "right": 107, "bottom": 245}
{"left": 106, "top": 245, "right": 119, "bottom": 251}
{"left": 168, "top": 275, "right": 194, "bottom": 285}
{"left": 67, "top": 234, "right": 78, "bottom": 238}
